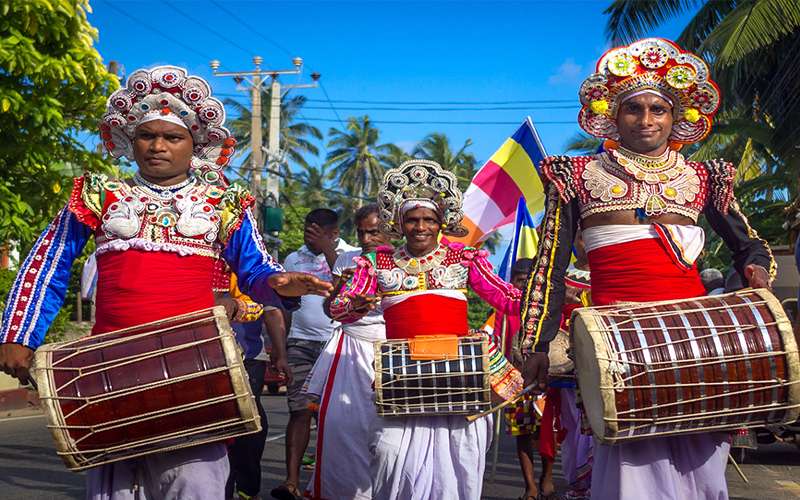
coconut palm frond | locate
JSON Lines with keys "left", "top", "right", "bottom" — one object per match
{"left": 604, "top": 0, "right": 702, "bottom": 45}
{"left": 564, "top": 131, "right": 602, "bottom": 155}
{"left": 676, "top": 0, "right": 735, "bottom": 52}
{"left": 702, "top": 0, "right": 800, "bottom": 67}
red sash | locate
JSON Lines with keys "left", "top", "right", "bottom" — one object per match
{"left": 587, "top": 238, "right": 705, "bottom": 306}
{"left": 383, "top": 294, "right": 468, "bottom": 340}
{"left": 94, "top": 250, "right": 215, "bottom": 334}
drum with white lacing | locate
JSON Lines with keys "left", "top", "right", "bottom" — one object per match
{"left": 571, "top": 289, "right": 800, "bottom": 444}
{"left": 374, "top": 335, "right": 492, "bottom": 416}
{"left": 32, "top": 307, "right": 260, "bottom": 471}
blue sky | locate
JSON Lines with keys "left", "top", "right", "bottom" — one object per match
{"left": 89, "top": 0, "right": 693, "bottom": 164}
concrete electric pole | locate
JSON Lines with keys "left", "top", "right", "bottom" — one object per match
{"left": 209, "top": 56, "right": 320, "bottom": 228}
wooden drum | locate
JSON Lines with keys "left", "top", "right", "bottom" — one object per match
{"left": 571, "top": 289, "right": 800, "bottom": 444}
{"left": 32, "top": 307, "right": 260, "bottom": 471}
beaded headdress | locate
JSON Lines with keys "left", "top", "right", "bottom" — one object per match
{"left": 578, "top": 38, "right": 721, "bottom": 146}
{"left": 378, "top": 159, "right": 467, "bottom": 238}
{"left": 99, "top": 66, "right": 234, "bottom": 186}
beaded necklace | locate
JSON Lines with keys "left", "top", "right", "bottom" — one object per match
{"left": 133, "top": 172, "right": 195, "bottom": 200}
{"left": 611, "top": 147, "right": 685, "bottom": 184}
{"left": 394, "top": 243, "right": 447, "bottom": 275}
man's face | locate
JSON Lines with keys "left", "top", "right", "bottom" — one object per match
{"left": 356, "top": 213, "right": 389, "bottom": 254}
{"left": 510, "top": 272, "right": 528, "bottom": 291}
{"left": 616, "top": 93, "right": 674, "bottom": 155}
{"left": 133, "top": 120, "right": 194, "bottom": 183}
{"left": 402, "top": 207, "right": 441, "bottom": 255}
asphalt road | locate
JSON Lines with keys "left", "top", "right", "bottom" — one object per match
{"left": 1, "top": 394, "right": 798, "bottom": 499}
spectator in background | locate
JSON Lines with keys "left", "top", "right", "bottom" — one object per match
{"left": 700, "top": 268, "right": 725, "bottom": 295}
{"left": 271, "top": 209, "right": 357, "bottom": 500}
{"left": 217, "top": 273, "right": 292, "bottom": 500}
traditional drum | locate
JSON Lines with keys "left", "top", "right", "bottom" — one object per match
{"left": 32, "top": 307, "right": 260, "bottom": 471}
{"left": 374, "top": 335, "right": 492, "bottom": 416}
{"left": 571, "top": 289, "right": 800, "bottom": 444}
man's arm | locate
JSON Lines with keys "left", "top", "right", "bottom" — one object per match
{"left": 519, "top": 185, "right": 579, "bottom": 390}
{"left": 223, "top": 211, "right": 331, "bottom": 308}
{"left": 705, "top": 200, "right": 775, "bottom": 288}
{"left": 305, "top": 223, "right": 338, "bottom": 270}
{"left": 0, "top": 207, "right": 92, "bottom": 382}
{"left": 263, "top": 307, "right": 292, "bottom": 383}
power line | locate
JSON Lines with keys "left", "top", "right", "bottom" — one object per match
{"left": 305, "top": 98, "right": 575, "bottom": 105}
{"left": 216, "top": 94, "right": 576, "bottom": 106}
{"left": 208, "top": 0, "right": 295, "bottom": 58}
{"left": 219, "top": 96, "right": 578, "bottom": 112}
{"left": 163, "top": 1, "right": 254, "bottom": 56}
{"left": 99, "top": 0, "right": 215, "bottom": 62}
{"left": 319, "top": 81, "right": 346, "bottom": 129}
{"left": 293, "top": 117, "right": 574, "bottom": 125}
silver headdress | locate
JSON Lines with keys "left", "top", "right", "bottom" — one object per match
{"left": 378, "top": 159, "right": 467, "bottom": 238}
{"left": 99, "top": 65, "right": 234, "bottom": 186}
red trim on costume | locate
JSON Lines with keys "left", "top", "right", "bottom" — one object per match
{"left": 587, "top": 238, "right": 705, "bottom": 306}
{"left": 67, "top": 176, "right": 100, "bottom": 230}
{"left": 384, "top": 295, "right": 468, "bottom": 339}
{"left": 312, "top": 332, "right": 346, "bottom": 500}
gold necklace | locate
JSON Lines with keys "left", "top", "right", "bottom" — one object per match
{"left": 611, "top": 147, "right": 685, "bottom": 184}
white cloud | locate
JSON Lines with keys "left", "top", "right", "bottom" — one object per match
{"left": 548, "top": 58, "right": 583, "bottom": 85}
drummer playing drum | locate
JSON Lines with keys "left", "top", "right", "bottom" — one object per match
{"left": 0, "top": 65, "right": 331, "bottom": 499}
{"left": 519, "top": 39, "right": 773, "bottom": 500}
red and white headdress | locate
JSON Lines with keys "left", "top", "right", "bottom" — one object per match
{"left": 99, "top": 66, "right": 235, "bottom": 185}
{"left": 578, "top": 38, "right": 721, "bottom": 146}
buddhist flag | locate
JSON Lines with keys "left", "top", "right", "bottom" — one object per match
{"left": 452, "top": 117, "right": 547, "bottom": 247}
{"left": 497, "top": 197, "right": 540, "bottom": 281}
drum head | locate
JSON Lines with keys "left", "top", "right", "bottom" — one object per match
{"left": 548, "top": 330, "right": 574, "bottom": 375}
{"left": 571, "top": 309, "right": 616, "bottom": 442}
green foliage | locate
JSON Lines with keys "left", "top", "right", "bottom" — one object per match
{"left": 0, "top": 0, "right": 118, "bottom": 247}
{"left": 467, "top": 288, "right": 493, "bottom": 330}
{"left": 279, "top": 205, "right": 311, "bottom": 258}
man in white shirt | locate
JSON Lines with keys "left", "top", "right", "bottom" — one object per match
{"left": 305, "top": 204, "right": 391, "bottom": 500}
{"left": 272, "top": 208, "right": 357, "bottom": 500}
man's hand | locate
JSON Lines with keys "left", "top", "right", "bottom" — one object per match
{"left": 271, "top": 355, "right": 294, "bottom": 385}
{"left": 214, "top": 295, "right": 238, "bottom": 321}
{"left": 351, "top": 294, "right": 380, "bottom": 313}
{"left": 745, "top": 264, "right": 771, "bottom": 289}
{"left": 268, "top": 272, "right": 333, "bottom": 297}
{"left": 521, "top": 352, "right": 549, "bottom": 393}
{"left": 0, "top": 343, "right": 34, "bottom": 384}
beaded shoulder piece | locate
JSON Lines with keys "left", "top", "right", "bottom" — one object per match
{"left": 67, "top": 173, "right": 255, "bottom": 258}
{"left": 698, "top": 159, "right": 736, "bottom": 214}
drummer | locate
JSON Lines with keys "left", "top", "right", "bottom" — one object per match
{"left": 329, "top": 159, "right": 524, "bottom": 499}
{"left": 0, "top": 65, "right": 331, "bottom": 499}
{"left": 518, "top": 38, "right": 774, "bottom": 500}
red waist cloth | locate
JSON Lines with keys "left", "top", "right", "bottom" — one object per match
{"left": 587, "top": 238, "right": 705, "bottom": 306}
{"left": 383, "top": 294, "right": 468, "bottom": 340}
{"left": 93, "top": 250, "right": 215, "bottom": 334}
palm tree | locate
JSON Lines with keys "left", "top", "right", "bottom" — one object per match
{"left": 381, "top": 143, "right": 412, "bottom": 169}
{"left": 295, "top": 164, "right": 333, "bottom": 208}
{"left": 224, "top": 91, "right": 322, "bottom": 182}
{"left": 324, "top": 115, "right": 393, "bottom": 201}
{"left": 412, "top": 133, "right": 477, "bottom": 191}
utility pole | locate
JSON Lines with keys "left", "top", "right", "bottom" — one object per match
{"left": 209, "top": 56, "right": 320, "bottom": 228}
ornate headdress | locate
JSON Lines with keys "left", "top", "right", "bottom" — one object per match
{"left": 378, "top": 159, "right": 467, "bottom": 238}
{"left": 578, "top": 38, "right": 721, "bottom": 146}
{"left": 99, "top": 65, "right": 234, "bottom": 186}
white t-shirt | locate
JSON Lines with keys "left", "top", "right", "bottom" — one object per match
{"left": 283, "top": 239, "right": 358, "bottom": 342}
{"left": 332, "top": 250, "right": 386, "bottom": 342}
